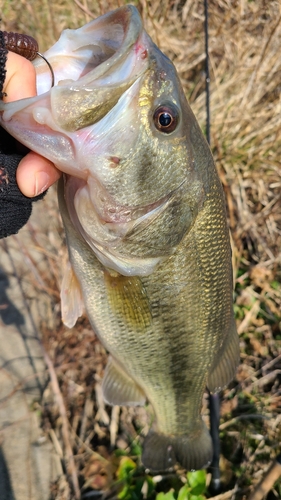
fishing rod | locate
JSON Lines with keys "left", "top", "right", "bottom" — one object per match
{"left": 203, "top": 0, "right": 221, "bottom": 492}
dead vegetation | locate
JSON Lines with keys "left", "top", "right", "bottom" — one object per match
{"left": 0, "top": 0, "right": 281, "bottom": 499}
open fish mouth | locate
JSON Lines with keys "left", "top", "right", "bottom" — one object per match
{"left": 35, "top": 5, "right": 150, "bottom": 98}
{"left": 64, "top": 175, "right": 188, "bottom": 277}
{"left": 32, "top": 5, "right": 152, "bottom": 134}
{"left": 0, "top": 5, "right": 151, "bottom": 168}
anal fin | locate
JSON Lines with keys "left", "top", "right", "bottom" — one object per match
{"left": 208, "top": 317, "right": 240, "bottom": 393}
{"left": 102, "top": 356, "right": 146, "bottom": 407}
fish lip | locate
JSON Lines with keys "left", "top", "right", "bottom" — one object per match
{"left": 71, "top": 6, "right": 146, "bottom": 84}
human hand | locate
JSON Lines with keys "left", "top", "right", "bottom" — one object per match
{"left": 3, "top": 51, "right": 61, "bottom": 197}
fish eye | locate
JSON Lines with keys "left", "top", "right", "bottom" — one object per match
{"left": 153, "top": 103, "right": 179, "bottom": 134}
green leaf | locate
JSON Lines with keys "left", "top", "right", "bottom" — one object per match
{"left": 156, "top": 491, "right": 176, "bottom": 500}
{"left": 177, "top": 484, "right": 191, "bottom": 500}
{"left": 270, "top": 280, "right": 280, "bottom": 290}
{"left": 130, "top": 441, "right": 142, "bottom": 457}
{"left": 134, "top": 477, "right": 145, "bottom": 496}
{"left": 190, "top": 495, "right": 206, "bottom": 500}
{"left": 144, "top": 476, "right": 156, "bottom": 498}
{"left": 187, "top": 470, "right": 206, "bottom": 495}
{"left": 118, "top": 484, "right": 130, "bottom": 499}
{"left": 115, "top": 449, "right": 129, "bottom": 457}
{"left": 116, "top": 457, "right": 137, "bottom": 481}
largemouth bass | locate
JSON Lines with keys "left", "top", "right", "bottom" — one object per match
{"left": 0, "top": 6, "right": 239, "bottom": 472}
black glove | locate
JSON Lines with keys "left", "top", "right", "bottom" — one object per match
{"left": 0, "top": 129, "right": 46, "bottom": 239}
{"left": 0, "top": 38, "right": 47, "bottom": 239}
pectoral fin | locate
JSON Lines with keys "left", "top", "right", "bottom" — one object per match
{"left": 102, "top": 356, "right": 146, "bottom": 406}
{"left": 208, "top": 317, "right": 240, "bottom": 393}
{"left": 104, "top": 271, "right": 152, "bottom": 329}
{"left": 60, "top": 260, "right": 84, "bottom": 328}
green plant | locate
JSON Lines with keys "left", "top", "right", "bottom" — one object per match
{"left": 115, "top": 455, "right": 207, "bottom": 500}
{"left": 156, "top": 471, "right": 207, "bottom": 500}
{"left": 116, "top": 456, "right": 154, "bottom": 500}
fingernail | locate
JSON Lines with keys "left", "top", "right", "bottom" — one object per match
{"left": 34, "top": 172, "right": 50, "bottom": 196}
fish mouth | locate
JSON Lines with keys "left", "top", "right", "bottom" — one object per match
{"left": 36, "top": 5, "right": 149, "bottom": 92}
{"left": 34, "top": 5, "right": 151, "bottom": 132}
{"left": 1, "top": 6, "right": 151, "bottom": 145}
{"left": 65, "top": 176, "right": 187, "bottom": 277}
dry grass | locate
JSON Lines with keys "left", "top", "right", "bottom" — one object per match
{"left": 1, "top": 0, "right": 281, "bottom": 499}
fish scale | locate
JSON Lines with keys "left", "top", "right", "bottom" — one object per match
{"left": 0, "top": 5, "right": 240, "bottom": 472}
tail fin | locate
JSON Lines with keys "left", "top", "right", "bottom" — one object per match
{"left": 142, "top": 421, "right": 213, "bottom": 472}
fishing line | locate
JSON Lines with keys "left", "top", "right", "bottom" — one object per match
{"left": 204, "top": 0, "right": 211, "bottom": 145}
{"left": 204, "top": 0, "right": 221, "bottom": 492}
{"left": 36, "top": 52, "right": 55, "bottom": 88}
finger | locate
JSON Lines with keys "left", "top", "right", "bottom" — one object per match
{"left": 3, "top": 51, "right": 37, "bottom": 101}
{"left": 17, "top": 151, "right": 61, "bottom": 197}
{"left": 3, "top": 52, "right": 61, "bottom": 196}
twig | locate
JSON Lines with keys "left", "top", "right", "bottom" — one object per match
{"left": 261, "top": 354, "right": 281, "bottom": 374}
{"left": 248, "top": 454, "right": 281, "bottom": 500}
{"left": 71, "top": 428, "right": 109, "bottom": 463}
{"left": 219, "top": 414, "right": 269, "bottom": 431}
{"left": 49, "top": 428, "right": 63, "bottom": 457}
{"left": 242, "top": 14, "right": 281, "bottom": 105}
{"left": 110, "top": 405, "right": 120, "bottom": 448}
{"left": 79, "top": 397, "right": 94, "bottom": 442}
{"left": 12, "top": 235, "right": 61, "bottom": 298}
{"left": 95, "top": 380, "right": 110, "bottom": 425}
{"left": 247, "top": 370, "right": 281, "bottom": 391}
{"left": 235, "top": 353, "right": 281, "bottom": 392}
{"left": 237, "top": 300, "right": 260, "bottom": 335}
{"left": 43, "top": 348, "right": 81, "bottom": 499}
{"left": 208, "top": 487, "right": 238, "bottom": 500}
{"left": 73, "top": 0, "right": 95, "bottom": 18}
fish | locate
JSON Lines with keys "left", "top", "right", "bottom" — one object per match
{"left": 0, "top": 5, "right": 240, "bottom": 472}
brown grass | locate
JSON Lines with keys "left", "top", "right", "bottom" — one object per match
{"left": 1, "top": 1, "right": 281, "bottom": 499}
